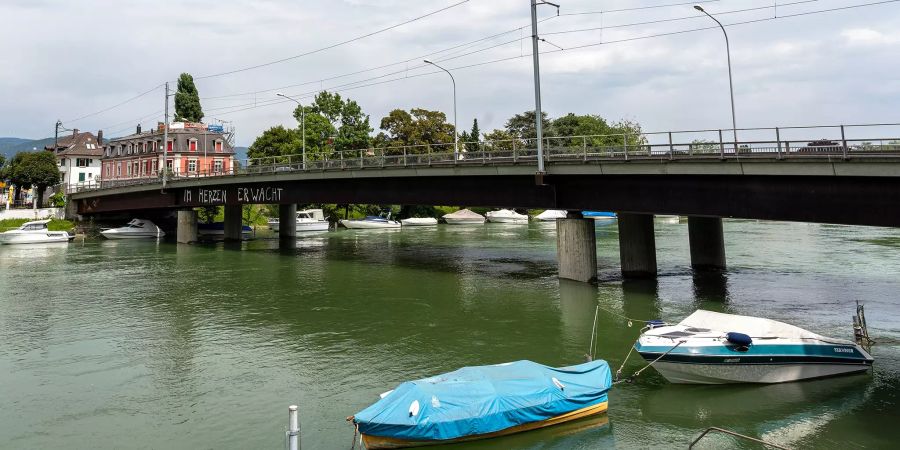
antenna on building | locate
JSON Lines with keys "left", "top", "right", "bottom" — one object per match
{"left": 213, "top": 118, "right": 235, "bottom": 147}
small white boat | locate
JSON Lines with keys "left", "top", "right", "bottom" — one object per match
{"left": 401, "top": 217, "right": 438, "bottom": 226}
{"left": 486, "top": 209, "right": 528, "bottom": 224}
{"left": 442, "top": 209, "right": 485, "bottom": 225}
{"left": 534, "top": 209, "right": 567, "bottom": 221}
{"left": 656, "top": 215, "right": 680, "bottom": 224}
{"left": 634, "top": 310, "right": 874, "bottom": 384}
{"left": 269, "top": 209, "right": 330, "bottom": 232}
{"left": 340, "top": 212, "right": 401, "bottom": 229}
{"left": 0, "top": 219, "right": 72, "bottom": 244}
{"left": 100, "top": 219, "right": 165, "bottom": 240}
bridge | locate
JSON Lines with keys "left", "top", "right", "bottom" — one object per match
{"left": 69, "top": 123, "right": 900, "bottom": 282}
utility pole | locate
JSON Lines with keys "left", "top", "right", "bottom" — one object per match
{"left": 531, "top": 0, "right": 559, "bottom": 181}
{"left": 54, "top": 120, "right": 61, "bottom": 151}
{"left": 162, "top": 82, "right": 170, "bottom": 190}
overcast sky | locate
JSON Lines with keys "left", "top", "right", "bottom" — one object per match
{"left": 2, "top": 0, "right": 899, "bottom": 146}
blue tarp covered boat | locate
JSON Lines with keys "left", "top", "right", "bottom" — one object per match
{"left": 352, "top": 359, "right": 612, "bottom": 448}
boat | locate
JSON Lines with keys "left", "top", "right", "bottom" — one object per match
{"left": 400, "top": 217, "right": 438, "bottom": 226}
{"left": 340, "top": 212, "right": 401, "bottom": 229}
{"left": 486, "top": 209, "right": 528, "bottom": 224}
{"left": 442, "top": 209, "right": 485, "bottom": 225}
{"left": 535, "top": 209, "right": 568, "bottom": 221}
{"left": 268, "top": 209, "right": 329, "bottom": 232}
{"left": 0, "top": 219, "right": 73, "bottom": 244}
{"left": 634, "top": 310, "right": 874, "bottom": 384}
{"left": 100, "top": 219, "right": 165, "bottom": 239}
{"left": 582, "top": 211, "right": 617, "bottom": 221}
{"left": 351, "top": 359, "right": 612, "bottom": 449}
{"left": 656, "top": 215, "right": 680, "bottom": 224}
{"left": 197, "top": 222, "right": 254, "bottom": 238}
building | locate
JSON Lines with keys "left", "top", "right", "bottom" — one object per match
{"left": 46, "top": 129, "right": 103, "bottom": 188}
{"left": 101, "top": 122, "right": 235, "bottom": 182}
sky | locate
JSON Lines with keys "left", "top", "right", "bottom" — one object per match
{"left": 2, "top": 0, "right": 899, "bottom": 147}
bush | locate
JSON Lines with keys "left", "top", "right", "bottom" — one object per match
{"left": 49, "top": 191, "right": 66, "bottom": 208}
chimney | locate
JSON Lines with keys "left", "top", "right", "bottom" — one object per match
{"left": 97, "top": 130, "right": 103, "bottom": 145}
{"left": 72, "top": 128, "right": 79, "bottom": 137}
{"left": 136, "top": 124, "right": 142, "bottom": 134}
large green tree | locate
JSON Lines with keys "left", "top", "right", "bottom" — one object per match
{"left": 247, "top": 126, "right": 301, "bottom": 161}
{"left": 465, "top": 119, "right": 480, "bottom": 152}
{"left": 12, "top": 151, "right": 60, "bottom": 208}
{"left": 378, "top": 108, "right": 454, "bottom": 154}
{"left": 303, "top": 91, "right": 372, "bottom": 151}
{"left": 505, "top": 110, "right": 552, "bottom": 140}
{"left": 175, "top": 73, "right": 204, "bottom": 122}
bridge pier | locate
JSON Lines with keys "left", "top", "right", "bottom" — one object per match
{"left": 223, "top": 205, "right": 243, "bottom": 242}
{"left": 279, "top": 204, "right": 297, "bottom": 244}
{"left": 176, "top": 210, "right": 198, "bottom": 244}
{"left": 617, "top": 213, "right": 657, "bottom": 278}
{"left": 556, "top": 215, "right": 597, "bottom": 283}
{"left": 688, "top": 216, "right": 726, "bottom": 271}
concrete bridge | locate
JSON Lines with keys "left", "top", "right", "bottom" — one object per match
{"left": 69, "top": 124, "right": 900, "bottom": 282}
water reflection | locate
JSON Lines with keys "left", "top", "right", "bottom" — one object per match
{"left": 691, "top": 270, "right": 730, "bottom": 306}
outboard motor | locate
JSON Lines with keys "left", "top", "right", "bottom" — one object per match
{"left": 726, "top": 332, "right": 753, "bottom": 351}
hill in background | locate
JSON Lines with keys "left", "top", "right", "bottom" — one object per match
{"left": 0, "top": 137, "right": 54, "bottom": 159}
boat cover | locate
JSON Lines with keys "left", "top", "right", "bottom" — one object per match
{"left": 353, "top": 359, "right": 611, "bottom": 441}
{"left": 535, "top": 210, "right": 567, "bottom": 220}
{"left": 442, "top": 209, "right": 485, "bottom": 219}
{"left": 679, "top": 310, "right": 853, "bottom": 344}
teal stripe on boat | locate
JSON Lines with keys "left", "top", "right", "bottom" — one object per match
{"left": 634, "top": 343, "right": 866, "bottom": 359}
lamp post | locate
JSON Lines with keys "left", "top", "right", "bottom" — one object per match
{"left": 423, "top": 59, "right": 458, "bottom": 160}
{"left": 695, "top": 4, "right": 738, "bottom": 152}
{"left": 276, "top": 92, "right": 306, "bottom": 169}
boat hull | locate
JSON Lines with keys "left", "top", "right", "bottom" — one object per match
{"left": 444, "top": 218, "right": 485, "bottom": 225}
{"left": 340, "top": 220, "right": 400, "bottom": 229}
{"left": 361, "top": 401, "right": 608, "bottom": 449}
{"left": 642, "top": 359, "right": 872, "bottom": 384}
{"left": 268, "top": 221, "right": 329, "bottom": 232}
{"left": 401, "top": 218, "right": 438, "bottom": 226}
{"left": 101, "top": 230, "right": 163, "bottom": 239}
{"left": 0, "top": 232, "right": 71, "bottom": 244}
{"left": 487, "top": 217, "right": 528, "bottom": 224}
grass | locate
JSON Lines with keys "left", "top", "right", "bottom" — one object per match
{"left": 0, "top": 218, "right": 75, "bottom": 232}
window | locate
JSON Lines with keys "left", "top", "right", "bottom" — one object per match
{"left": 138, "top": 143, "right": 144, "bottom": 153}
{"left": 126, "top": 162, "right": 131, "bottom": 176}
{"left": 106, "top": 164, "right": 111, "bottom": 178}
{"left": 59, "top": 158, "right": 64, "bottom": 167}
{"left": 88, "top": 173, "right": 93, "bottom": 179}
{"left": 116, "top": 163, "right": 121, "bottom": 177}
{"left": 133, "top": 161, "right": 139, "bottom": 176}
{"left": 213, "top": 160, "right": 223, "bottom": 173}
{"left": 188, "top": 139, "right": 198, "bottom": 152}
{"left": 152, "top": 160, "right": 158, "bottom": 174}
{"left": 78, "top": 173, "right": 85, "bottom": 182}
{"left": 214, "top": 140, "right": 223, "bottom": 152}
{"left": 76, "top": 158, "right": 90, "bottom": 167}
{"left": 188, "top": 159, "right": 197, "bottom": 173}
{"left": 118, "top": 145, "right": 123, "bottom": 156}
{"left": 167, "top": 140, "right": 173, "bottom": 151}
{"left": 166, "top": 159, "right": 173, "bottom": 172}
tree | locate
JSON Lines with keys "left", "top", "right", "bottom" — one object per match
{"left": 299, "top": 113, "right": 337, "bottom": 160}
{"left": 0, "top": 154, "right": 6, "bottom": 176}
{"left": 550, "top": 113, "right": 614, "bottom": 148}
{"left": 174, "top": 73, "right": 204, "bottom": 122}
{"left": 482, "top": 129, "right": 517, "bottom": 152}
{"left": 13, "top": 151, "right": 59, "bottom": 208}
{"left": 247, "top": 126, "right": 301, "bottom": 161}
{"left": 465, "top": 119, "right": 480, "bottom": 152}
{"left": 505, "top": 110, "right": 552, "bottom": 140}
{"left": 4, "top": 152, "right": 27, "bottom": 203}
{"left": 305, "top": 91, "right": 372, "bottom": 151}
{"left": 378, "top": 108, "right": 454, "bottom": 153}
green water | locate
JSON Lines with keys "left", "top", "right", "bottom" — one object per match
{"left": 1, "top": 220, "right": 899, "bottom": 449}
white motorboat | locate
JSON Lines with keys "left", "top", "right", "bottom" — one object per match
{"left": 534, "top": 210, "right": 567, "bottom": 221}
{"left": 340, "top": 212, "right": 401, "bottom": 229}
{"left": 486, "top": 209, "right": 528, "bottom": 224}
{"left": 268, "top": 209, "right": 330, "bottom": 232}
{"left": 656, "top": 215, "right": 681, "bottom": 224}
{"left": 100, "top": 219, "right": 165, "bottom": 239}
{"left": 634, "top": 310, "right": 874, "bottom": 384}
{"left": 442, "top": 209, "right": 485, "bottom": 225}
{"left": 401, "top": 217, "right": 438, "bottom": 226}
{"left": 0, "top": 219, "right": 72, "bottom": 244}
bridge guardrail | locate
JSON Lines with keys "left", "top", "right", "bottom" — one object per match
{"left": 66, "top": 123, "right": 900, "bottom": 195}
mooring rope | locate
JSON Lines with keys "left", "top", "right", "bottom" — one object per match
{"left": 349, "top": 422, "right": 359, "bottom": 450}
{"left": 613, "top": 340, "right": 685, "bottom": 385}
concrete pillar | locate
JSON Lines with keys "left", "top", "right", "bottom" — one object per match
{"left": 688, "top": 216, "right": 726, "bottom": 271}
{"left": 617, "top": 213, "right": 657, "bottom": 278}
{"left": 223, "top": 204, "right": 243, "bottom": 242}
{"left": 279, "top": 204, "right": 297, "bottom": 242}
{"left": 556, "top": 218, "right": 597, "bottom": 283}
{"left": 176, "top": 210, "right": 198, "bottom": 244}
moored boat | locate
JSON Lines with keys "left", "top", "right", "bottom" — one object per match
{"left": 634, "top": 310, "right": 874, "bottom": 384}
{"left": 340, "top": 212, "right": 401, "bottom": 229}
{"left": 486, "top": 209, "right": 528, "bottom": 224}
{"left": 268, "top": 209, "right": 329, "bottom": 232}
{"left": 351, "top": 359, "right": 612, "bottom": 449}
{"left": 582, "top": 211, "right": 617, "bottom": 221}
{"left": 0, "top": 219, "right": 72, "bottom": 244}
{"left": 197, "top": 222, "right": 254, "bottom": 237}
{"left": 100, "top": 219, "right": 165, "bottom": 239}
{"left": 535, "top": 209, "right": 567, "bottom": 221}
{"left": 401, "top": 217, "right": 438, "bottom": 227}
{"left": 442, "top": 209, "right": 485, "bottom": 225}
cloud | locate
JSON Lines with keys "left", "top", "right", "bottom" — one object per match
{"left": 840, "top": 27, "right": 900, "bottom": 46}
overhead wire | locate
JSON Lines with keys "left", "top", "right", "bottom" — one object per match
{"left": 64, "top": 83, "right": 163, "bottom": 124}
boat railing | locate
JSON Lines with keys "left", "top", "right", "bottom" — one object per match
{"left": 689, "top": 427, "right": 791, "bottom": 449}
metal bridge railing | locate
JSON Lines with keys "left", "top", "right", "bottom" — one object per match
{"left": 67, "top": 122, "right": 900, "bottom": 195}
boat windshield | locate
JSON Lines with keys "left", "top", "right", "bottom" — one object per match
{"left": 20, "top": 222, "right": 48, "bottom": 231}
{"left": 128, "top": 222, "right": 146, "bottom": 228}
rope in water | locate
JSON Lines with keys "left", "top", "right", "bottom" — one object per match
{"left": 613, "top": 340, "right": 685, "bottom": 385}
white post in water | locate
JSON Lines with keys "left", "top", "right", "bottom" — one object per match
{"left": 288, "top": 405, "right": 299, "bottom": 450}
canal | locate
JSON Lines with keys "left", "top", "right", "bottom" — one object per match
{"left": 1, "top": 219, "right": 898, "bottom": 449}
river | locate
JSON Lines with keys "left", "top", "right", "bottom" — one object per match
{"left": 1, "top": 219, "right": 898, "bottom": 449}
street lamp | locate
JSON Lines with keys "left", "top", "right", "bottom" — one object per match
{"left": 276, "top": 92, "right": 306, "bottom": 169}
{"left": 694, "top": 4, "right": 738, "bottom": 152}
{"left": 423, "top": 59, "right": 458, "bottom": 160}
